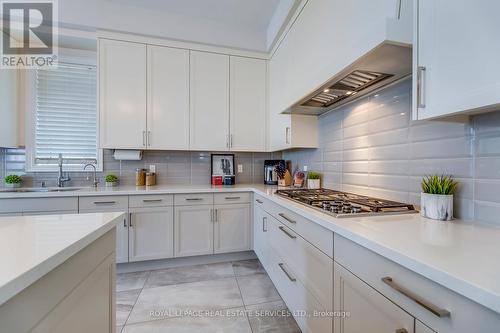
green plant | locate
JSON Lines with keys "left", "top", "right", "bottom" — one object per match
{"left": 105, "top": 174, "right": 119, "bottom": 183}
{"left": 307, "top": 171, "right": 321, "bottom": 180}
{"left": 421, "top": 175, "right": 458, "bottom": 195}
{"left": 4, "top": 175, "right": 22, "bottom": 184}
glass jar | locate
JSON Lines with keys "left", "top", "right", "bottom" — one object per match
{"left": 135, "top": 168, "right": 146, "bottom": 186}
{"left": 146, "top": 172, "right": 156, "bottom": 186}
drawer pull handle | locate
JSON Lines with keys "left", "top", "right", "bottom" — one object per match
{"left": 396, "top": 329, "right": 408, "bottom": 333}
{"left": 278, "top": 263, "right": 296, "bottom": 282}
{"left": 256, "top": 199, "right": 264, "bottom": 204}
{"left": 278, "top": 213, "right": 296, "bottom": 224}
{"left": 186, "top": 198, "right": 203, "bottom": 201}
{"left": 278, "top": 226, "right": 296, "bottom": 239}
{"left": 93, "top": 201, "right": 117, "bottom": 205}
{"left": 225, "top": 196, "right": 241, "bottom": 200}
{"left": 381, "top": 277, "right": 450, "bottom": 318}
{"left": 143, "top": 199, "right": 162, "bottom": 203}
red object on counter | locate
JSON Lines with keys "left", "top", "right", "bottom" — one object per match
{"left": 211, "top": 176, "right": 223, "bottom": 185}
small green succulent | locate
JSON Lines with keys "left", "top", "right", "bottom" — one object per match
{"left": 4, "top": 175, "right": 22, "bottom": 184}
{"left": 421, "top": 175, "right": 458, "bottom": 195}
{"left": 307, "top": 171, "right": 321, "bottom": 180}
{"left": 105, "top": 174, "right": 119, "bottom": 183}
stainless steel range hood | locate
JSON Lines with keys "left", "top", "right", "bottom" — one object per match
{"left": 289, "top": 42, "right": 412, "bottom": 116}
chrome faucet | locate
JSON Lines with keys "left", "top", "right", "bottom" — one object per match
{"left": 57, "top": 154, "right": 71, "bottom": 187}
{"left": 84, "top": 163, "right": 99, "bottom": 188}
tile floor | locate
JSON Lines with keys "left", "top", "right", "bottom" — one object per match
{"left": 116, "top": 259, "right": 301, "bottom": 333}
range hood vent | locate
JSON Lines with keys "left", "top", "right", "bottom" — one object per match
{"left": 302, "top": 70, "right": 393, "bottom": 108}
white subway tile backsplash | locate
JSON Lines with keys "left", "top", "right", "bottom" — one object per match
{"left": 284, "top": 78, "right": 500, "bottom": 223}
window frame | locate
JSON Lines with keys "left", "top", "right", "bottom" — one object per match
{"left": 24, "top": 48, "right": 103, "bottom": 172}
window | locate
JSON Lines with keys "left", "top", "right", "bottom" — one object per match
{"left": 26, "top": 53, "right": 102, "bottom": 171}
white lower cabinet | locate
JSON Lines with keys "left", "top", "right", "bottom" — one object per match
{"left": 253, "top": 204, "right": 269, "bottom": 268}
{"left": 214, "top": 204, "right": 251, "bottom": 254}
{"left": 416, "top": 321, "right": 437, "bottom": 333}
{"left": 334, "top": 262, "right": 414, "bottom": 333}
{"left": 129, "top": 207, "right": 174, "bottom": 262}
{"left": 174, "top": 205, "right": 214, "bottom": 257}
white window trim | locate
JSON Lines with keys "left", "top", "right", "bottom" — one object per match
{"left": 24, "top": 48, "right": 103, "bottom": 172}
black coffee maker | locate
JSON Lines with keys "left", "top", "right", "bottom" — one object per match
{"left": 264, "top": 160, "right": 284, "bottom": 185}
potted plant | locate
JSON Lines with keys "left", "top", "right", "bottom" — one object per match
{"left": 4, "top": 175, "right": 22, "bottom": 188}
{"left": 105, "top": 174, "right": 119, "bottom": 187}
{"left": 421, "top": 175, "right": 458, "bottom": 221}
{"left": 307, "top": 171, "right": 321, "bottom": 189}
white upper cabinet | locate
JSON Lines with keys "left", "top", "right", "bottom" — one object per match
{"left": 0, "top": 66, "right": 21, "bottom": 148}
{"left": 147, "top": 45, "right": 190, "bottom": 150}
{"left": 229, "top": 56, "right": 267, "bottom": 152}
{"left": 190, "top": 51, "right": 230, "bottom": 151}
{"left": 99, "top": 39, "right": 147, "bottom": 149}
{"left": 413, "top": 0, "right": 500, "bottom": 120}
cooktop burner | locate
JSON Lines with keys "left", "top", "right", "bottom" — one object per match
{"left": 275, "top": 188, "right": 416, "bottom": 218}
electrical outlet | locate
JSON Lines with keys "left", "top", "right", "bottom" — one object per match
{"left": 149, "top": 165, "right": 156, "bottom": 173}
{"left": 303, "top": 165, "right": 308, "bottom": 172}
{"left": 237, "top": 164, "right": 243, "bottom": 173}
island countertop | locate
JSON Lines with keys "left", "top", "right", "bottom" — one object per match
{"left": 0, "top": 212, "right": 125, "bottom": 306}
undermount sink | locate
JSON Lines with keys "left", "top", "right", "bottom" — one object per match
{"left": 0, "top": 187, "right": 84, "bottom": 193}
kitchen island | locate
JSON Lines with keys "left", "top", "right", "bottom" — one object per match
{"left": 0, "top": 212, "right": 124, "bottom": 333}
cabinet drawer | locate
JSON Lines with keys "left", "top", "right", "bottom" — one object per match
{"left": 79, "top": 196, "right": 128, "bottom": 212}
{"left": 255, "top": 194, "right": 333, "bottom": 258}
{"left": 214, "top": 192, "right": 251, "bottom": 204}
{"left": 267, "top": 248, "right": 332, "bottom": 333}
{"left": 334, "top": 234, "right": 500, "bottom": 333}
{"left": 129, "top": 194, "right": 173, "bottom": 208}
{"left": 174, "top": 193, "right": 213, "bottom": 206}
{"left": 0, "top": 197, "right": 78, "bottom": 214}
{"left": 268, "top": 216, "right": 332, "bottom": 310}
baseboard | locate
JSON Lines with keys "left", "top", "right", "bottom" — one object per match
{"left": 117, "top": 251, "right": 257, "bottom": 274}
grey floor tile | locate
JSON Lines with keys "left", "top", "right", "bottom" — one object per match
{"left": 127, "top": 277, "right": 244, "bottom": 324}
{"left": 232, "top": 259, "right": 266, "bottom": 276}
{"left": 246, "top": 301, "right": 302, "bottom": 333}
{"left": 145, "top": 262, "right": 234, "bottom": 288}
{"left": 122, "top": 308, "right": 252, "bottom": 333}
{"left": 237, "top": 273, "right": 282, "bottom": 306}
{"left": 116, "top": 289, "right": 141, "bottom": 326}
{"left": 116, "top": 326, "right": 123, "bottom": 333}
{"left": 117, "top": 271, "right": 150, "bottom": 292}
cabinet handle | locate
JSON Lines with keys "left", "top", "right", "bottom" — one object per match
{"left": 262, "top": 216, "right": 267, "bottom": 232}
{"left": 278, "top": 226, "right": 296, "bottom": 239}
{"left": 256, "top": 199, "right": 263, "bottom": 204}
{"left": 230, "top": 134, "right": 233, "bottom": 148}
{"left": 278, "top": 263, "right": 296, "bottom": 282}
{"left": 142, "top": 130, "right": 146, "bottom": 146}
{"left": 147, "top": 131, "right": 151, "bottom": 146}
{"left": 278, "top": 213, "right": 296, "bottom": 224}
{"left": 215, "top": 208, "right": 218, "bottom": 222}
{"left": 225, "top": 196, "right": 241, "bottom": 200}
{"left": 417, "top": 66, "right": 426, "bottom": 108}
{"left": 396, "top": 329, "right": 408, "bottom": 333}
{"left": 381, "top": 277, "right": 450, "bottom": 318}
{"left": 226, "top": 135, "right": 230, "bottom": 148}
{"left": 143, "top": 199, "right": 162, "bottom": 203}
{"left": 129, "top": 213, "right": 133, "bottom": 227}
{"left": 123, "top": 218, "right": 127, "bottom": 228}
{"left": 210, "top": 209, "right": 214, "bottom": 222}
{"left": 186, "top": 198, "right": 203, "bottom": 201}
{"left": 285, "top": 127, "right": 290, "bottom": 145}
{"left": 93, "top": 201, "right": 116, "bottom": 205}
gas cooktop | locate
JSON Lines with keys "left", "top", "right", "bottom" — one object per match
{"left": 275, "top": 188, "right": 416, "bottom": 218}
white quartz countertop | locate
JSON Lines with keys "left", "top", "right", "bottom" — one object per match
{"left": 1, "top": 184, "right": 499, "bottom": 314}
{"left": 0, "top": 212, "right": 124, "bottom": 306}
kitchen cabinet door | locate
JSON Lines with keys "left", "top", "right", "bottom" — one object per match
{"left": 213, "top": 204, "right": 251, "bottom": 254}
{"left": 0, "top": 52, "right": 21, "bottom": 148}
{"left": 129, "top": 207, "right": 174, "bottom": 262}
{"left": 189, "top": 51, "right": 230, "bottom": 151}
{"left": 174, "top": 205, "right": 214, "bottom": 257}
{"left": 416, "top": 321, "right": 437, "bottom": 333}
{"left": 334, "top": 262, "right": 414, "bottom": 333}
{"left": 229, "top": 56, "right": 266, "bottom": 151}
{"left": 99, "top": 39, "right": 147, "bottom": 149}
{"left": 413, "top": 0, "right": 500, "bottom": 120}
{"left": 147, "top": 45, "right": 190, "bottom": 150}
{"left": 253, "top": 205, "right": 269, "bottom": 268}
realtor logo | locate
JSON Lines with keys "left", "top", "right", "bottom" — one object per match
{"left": 1, "top": 0, "right": 58, "bottom": 68}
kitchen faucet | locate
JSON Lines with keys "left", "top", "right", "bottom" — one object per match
{"left": 84, "top": 163, "right": 99, "bottom": 188}
{"left": 57, "top": 154, "right": 71, "bottom": 187}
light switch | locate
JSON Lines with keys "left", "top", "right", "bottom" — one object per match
{"left": 238, "top": 164, "right": 243, "bottom": 173}
{"left": 149, "top": 165, "right": 156, "bottom": 173}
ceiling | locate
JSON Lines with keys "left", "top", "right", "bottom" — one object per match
{"left": 57, "top": 0, "right": 298, "bottom": 52}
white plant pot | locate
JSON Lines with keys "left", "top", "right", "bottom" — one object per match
{"left": 106, "top": 181, "right": 118, "bottom": 187}
{"left": 420, "top": 193, "right": 453, "bottom": 221}
{"left": 5, "top": 183, "right": 21, "bottom": 188}
{"left": 307, "top": 179, "right": 321, "bottom": 189}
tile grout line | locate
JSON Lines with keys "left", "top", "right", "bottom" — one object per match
{"left": 233, "top": 267, "right": 254, "bottom": 333}
{"left": 122, "top": 270, "right": 151, "bottom": 329}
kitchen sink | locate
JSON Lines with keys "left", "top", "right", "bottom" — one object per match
{"left": 0, "top": 187, "right": 84, "bottom": 193}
